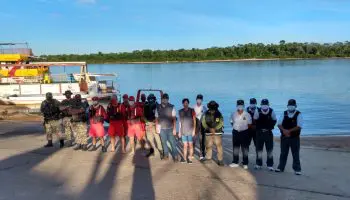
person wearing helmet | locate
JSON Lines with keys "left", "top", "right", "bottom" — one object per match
{"left": 193, "top": 94, "right": 207, "bottom": 161}
{"left": 40, "top": 92, "right": 64, "bottom": 148}
{"left": 229, "top": 100, "right": 252, "bottom": 169}
{"left": 107, "top": 95, "right": 126, "bottom": 153}
{"left": 201, "top": 100, "right": 224, "bottom": 166}
{"left": 144, "top": 93, "right": 164, "bottom": 159}
{"left": 60, "top": 90, "right": 74, "bottom": 147}
{"left": 155, "top": 93, "right": 178, "bottom": 162}
{"left": 70, "top": 94, "right": 89, "bottom": 151}
{"left": 246, "top": 98, "right": 258, "bottom": 152}
{"left": 276, "top": 99, "right": 303, "bottom": 175}
{"left": 88, "top": 97, "right": 107, "bottom": 152}
{"left": 127, "top": 95, "right": 145, "bottom": 155}
{"left": 253, "top": 99, "right": 277, "bottom": 171}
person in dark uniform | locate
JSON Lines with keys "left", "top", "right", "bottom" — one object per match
{"left": 276, "top": 99, "right": 303, "bottom": 175}
{"left": 253, "top": 99, "right": 277, "bottom": 171}
{"left": 246, "top": 98, "right": 257, "bottom": 153}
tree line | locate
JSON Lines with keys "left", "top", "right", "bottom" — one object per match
{"left": 40, "top": 41, "right": 350, "bottom": 63}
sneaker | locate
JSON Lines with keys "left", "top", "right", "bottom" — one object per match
{"left": 217, "top": 160, "right": 224, "bottom": 166}
{"left": 101, "top": 146, "right": 107, "bottom": 153}
{"left": 275, "top": 168, "right": 283, "bottom": 173}
{"left": 229, "top": 163, "right": 240, "bottom": 168}
{"left": 267, "top": 167, "right": 274, "bottom": 171}
{"left": 187, "top": 160, "right": 193, "bottom": 164}
{"left": 44, "top": 140, "right": 53, "bottom": 148}
{"left": 199, "top": 156, "right": 205, "bottom": 161}
{"left": 180, "top": 158, "right": 186, "bottom": 163}
{"left": 295, "top": 171, "right": 302, "bottom": 175}
{"left": 243, "top": 165, "right": 248, "bottom": 170}
{"left": 73, "top": 144, "right": 82, "bottom": 151}
{"left": 254, "top": 165, "right": 262, "bottom": 170}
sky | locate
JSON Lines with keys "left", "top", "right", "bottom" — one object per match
{"left": 1, "top": 0, "right": 350, "bottom": 55}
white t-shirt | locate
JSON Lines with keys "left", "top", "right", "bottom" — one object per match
{"left": 193, "top": 103, "right": 207, "bottom": 120}
{"left": 230, "top": 111, "right": 252, "bottom": 132}
{"left": 278, "top": 110, "right": 304, "bottom": 129}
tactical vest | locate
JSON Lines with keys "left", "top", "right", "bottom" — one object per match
{"left": 107, "top": 103, "right": 123, "bottom": 121}
{"left": 42, "top": 100, "right": 60, "bottom": 121}
{"left": 256, "top": 108, "right": 276, "bottom": 130}
{"left": 281, "top": 111, "right": 301, "bottom": 137}
{"left": 60, "top": 99, "right": 73, "bottom": 118}
{"left": 144, "top": 102, "right": 157, "bottom": 122}
{"left": 204, "top": 110, "right": 223, "bottom": 133}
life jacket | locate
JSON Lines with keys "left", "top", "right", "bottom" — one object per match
{"left": 128, "top": 103, "right": 143, "bottom": 122}
{"left": 204, "top": 110, "right": 223, "bottom": 133}
{"left": 256, "top": 108, "right": 276, "bottom": 130}
{"left": 107, "top": 103, "right": 124, "bottom": 121}
{"left": 281, "top": 111, "right": 301, "bottom": 137}
{"left": 89, "top": 105, "right": 105, "bottom": 124}
{"left": 42, "top": 100, "right": 60, "bottom": 121}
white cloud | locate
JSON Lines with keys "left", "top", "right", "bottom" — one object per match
{"left": 77, "top": 0, "right": 96, "bottom": 4}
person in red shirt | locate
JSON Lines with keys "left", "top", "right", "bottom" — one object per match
{"left": 122, "top": 94, "right": 130, "bottom": 137}
{"left": 127, "top": 96, "right": 145, "bottom": 155}
{"left": 88, "top": 97, "right": 107, "bottom": 152}
{"left": 107, "top": 96, "right": 126, "bottom": 153}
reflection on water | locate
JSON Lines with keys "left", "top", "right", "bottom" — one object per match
{"left": 52, "top": 59, "right": 350, "bottom": 135}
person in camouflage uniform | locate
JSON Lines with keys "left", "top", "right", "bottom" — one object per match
{"left": 40, "top": 92, "right": 64, "bottom": 148}
{"left": 59, "top": 90, "right": 74, "bottom": 147}
{"left": 70, "top": 94, "right": 89, "bottom": 151}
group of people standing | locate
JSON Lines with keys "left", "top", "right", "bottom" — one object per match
{"left": 40, "top": 90, "right": 303, "bottom": 175}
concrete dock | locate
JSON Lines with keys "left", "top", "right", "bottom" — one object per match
{"left": 0, "top": 120, "right": 350, "bottom": 200}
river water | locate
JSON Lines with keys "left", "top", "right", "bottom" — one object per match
{"left": 58, "top": 59, "right": 350, "bottom": 136}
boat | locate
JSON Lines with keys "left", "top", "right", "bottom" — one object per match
{"left": 0, "top": 43, "right": 119, "bottom": 110}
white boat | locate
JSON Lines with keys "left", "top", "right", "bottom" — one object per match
{"left": 0, "top": 61, "right": 120, "bottom": 110}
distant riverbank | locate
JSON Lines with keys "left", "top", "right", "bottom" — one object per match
{"left": 101, "top": 57, "right": 350, "bottom": 64}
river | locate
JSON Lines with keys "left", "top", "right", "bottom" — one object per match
{"left": 58, "top": 59, "right": 350, "bottom": 136}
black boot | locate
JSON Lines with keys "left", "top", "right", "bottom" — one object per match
{"left": 160, "top": 152, "right": 164, "bottom": 160}
{"left": 101, "top": 146, "right": 107, "bottom": 152}
{"left": 44, "top": 140, "right": 53, "bottom": 148}
{"left": 73, "top": 144, "right": 82, "bottom": 151}
{"left": 146, "top": 148, "right": 155, "bottom": 157}
{"left": 89, "top": 145, "right": 98, "bottom": 151}
{"left": 59, "top": 139, "right": 65, "bottom": 148}
{"left": 66, "top": 140, "right": 73, "bottom": 147}
{"left": 82, "top": 144, "right": 88, "bottom": 151}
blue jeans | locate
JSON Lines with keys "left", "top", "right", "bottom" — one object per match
{"left": 160, "top": 128, "right": 178, "bottom": 158}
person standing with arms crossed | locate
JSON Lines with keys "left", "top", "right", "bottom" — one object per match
{"left": 193, "top": 94, "right": 207, "bottom": 161}
{"left": 60, "top": 90, "right": 74, "bottom": 147}
{"left": 276, "top": 99, "right": 303, "bottom": 175}
{"left": 70, "top": 94, "right": 89, "bottom": 151}
{"left": 178, "top": 98, "right": 196, "bottom": 164}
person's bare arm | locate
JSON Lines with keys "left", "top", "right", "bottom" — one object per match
{"left": 192, "top": 114, "right": 196, "bottom": 137}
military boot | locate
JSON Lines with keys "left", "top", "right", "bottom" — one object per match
{"left": 44, "top": 140, "right": 53, "bottom": 148}
{"left": 59, "top": 139, "right": 65, "bottom": 148}
{"left": 89, "top": 145, "right": 98, "bottom": 151}
{"left": 101, "top": 146, "right": 107, "bottom": 153}
{"left": 82, "top": 144, "right": 88, "bottom": 151}
{"left": 65, "top": 140, "right": 73, "bottom": 147}
{"left": 73, "top": 144, "right": 82, "bottom": 151}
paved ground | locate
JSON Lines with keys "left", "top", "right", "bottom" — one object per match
{"left": 0, "top": 120, "right": 350, "bottom": 200}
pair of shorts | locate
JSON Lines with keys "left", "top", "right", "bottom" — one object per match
{"left": 127, "top": 121, "right": 145, "bottom": 140}
{"left": 89, "top": 121, "right": 105, "bottom": 137}
{"left": 182, "top": 135, "right": 193, "bottom": 143}
{"left": 108, "top": 120, "right": 125, "bottom": 137}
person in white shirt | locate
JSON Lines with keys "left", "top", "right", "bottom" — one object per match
{"left": 253, "top": 99, "right": 277, "bottom": 171}
{"left": 193, "top": 94, "right": 207, "bottom": 160}
{"left": 155, "top": 93, "right": 178, "bottom": 162}
{"left": 230, "top": 100, "right": 252, "bottom": 169}
{"left": 276, "top": 99, "right": 303, "bottom": 175}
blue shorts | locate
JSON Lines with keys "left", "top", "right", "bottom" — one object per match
{"left": 182, "top": 135, "right": 193, "bottom": 143}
